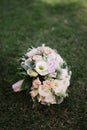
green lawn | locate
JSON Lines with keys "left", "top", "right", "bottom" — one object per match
{"left": 0, "top": 0, "right": 87, "bottom": 130}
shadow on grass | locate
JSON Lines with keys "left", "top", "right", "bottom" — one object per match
{"left": 0, "top": 0, "right": 87, "bottom": 130}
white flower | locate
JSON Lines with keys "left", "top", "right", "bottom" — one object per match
{"left": 63, "top": 78, "right": 70, "bottom": 87}
{"left": 35, "top": 61, "right": 48, "bottom": 76}
{"left": 59, "top": 69, "right": 68, "bottom": 79}
{"left": 51, "top": 79, "right": 69, "bottom": 95}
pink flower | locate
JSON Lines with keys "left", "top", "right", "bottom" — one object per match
{"left": 43, "top": 80, "right": 52, "bottom": 88}
{"left": 26, "top": 48, "right": 37, "bottom": 57}
{"left": 30, "top": 90, "right": 38, "bottom": 97}
{"left": 32, "top": 55, "right": 42, "bottom": 61}
{"left": 33, "top": 78, "right": 41, "bottom": 88}
{"left": 12, "top": 80, "right": 24, "bottom": 92}
{"left": 47, "top": 60, "right": 58, "bottom": 73}
{"left": 37, "top": 45, "right": 53, "bottom": 55}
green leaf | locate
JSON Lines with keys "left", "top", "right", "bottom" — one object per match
{"left": 21, "top": 77, "right": 32, "bottom": 91}
{"left": 17, "top": 71, "right": 27, "bottom": 76}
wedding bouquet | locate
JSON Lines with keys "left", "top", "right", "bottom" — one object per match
{"left": 12, "top": 45, "right": 72, "bottom": 105}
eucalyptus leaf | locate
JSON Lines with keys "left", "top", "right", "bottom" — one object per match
{"left": 57, "top": 97, "right": 64, "bottom": 104}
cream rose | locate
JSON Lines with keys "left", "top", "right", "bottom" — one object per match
{"left": 38, "top": 85, "right": 56, "bottom": 104}
{"left": 38, "top": 85, "right": 51, "bottom": 97}
{"left": 45, "top": 95, "right": 56, "bottom": 104}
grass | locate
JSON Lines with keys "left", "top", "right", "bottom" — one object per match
{"left": 0, "top": 0, "right": 87, "bottom": 130}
